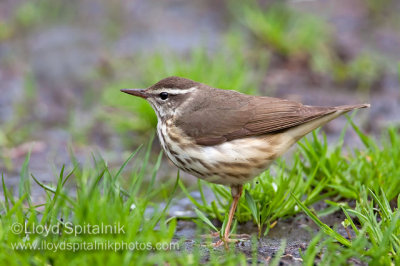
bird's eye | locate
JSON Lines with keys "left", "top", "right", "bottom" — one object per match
{"left": 159, "top": 92, "right": 168, "bottom": 100}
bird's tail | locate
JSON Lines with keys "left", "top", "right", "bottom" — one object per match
{"left": 274, "top": 103, "right": 370, "bottom": 157}
{"left": 334, "top": 103, "right": 370, "bottom": 111}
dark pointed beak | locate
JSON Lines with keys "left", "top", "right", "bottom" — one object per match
{"left": 120, "top": 89, "right": 148, "bottom": 99}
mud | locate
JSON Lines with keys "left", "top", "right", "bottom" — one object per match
{"left": 172, "top": 209, "right": 361, "bottom": 265}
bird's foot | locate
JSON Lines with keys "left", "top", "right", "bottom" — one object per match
{"left": 202, "top": 232, "right": 251, "bottom": 239}
{"left": 208, "top": 234, "right": 251, "bottom": 249}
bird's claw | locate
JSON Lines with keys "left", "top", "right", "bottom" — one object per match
{"left": 209, "top": 234, "right": 251, "bottom": 249}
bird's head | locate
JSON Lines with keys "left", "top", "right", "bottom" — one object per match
{"left": 121, "top": 76, "right": 202, "bottom": 120}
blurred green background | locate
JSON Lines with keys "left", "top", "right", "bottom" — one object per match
{"left": 0, "top": 0, "right": 399, "bottom": 191}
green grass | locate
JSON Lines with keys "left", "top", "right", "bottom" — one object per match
{"left": 236, "top": 1, "right": 331, "bottom": 58}
{"left": 234, "top": 1, "right": 383, "bottom": 89}
{"left": 296, "top": 187, "right": 399, "bottom": 265}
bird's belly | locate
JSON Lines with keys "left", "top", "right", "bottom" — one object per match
{"left": 158, "top": 123, "right": 280, "bottom": 185}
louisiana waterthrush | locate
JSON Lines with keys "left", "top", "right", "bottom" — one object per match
{"left": 121, "top": 76, "right": 369, "bottom": 247}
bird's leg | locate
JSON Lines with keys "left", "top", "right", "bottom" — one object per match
{"left": 213, "top": 184, "right": 244, "bottom": 248}
{"left": 224, "top": 185, "right": 243, "bottom": 240}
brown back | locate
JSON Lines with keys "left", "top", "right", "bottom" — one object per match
{"left": 175, "top": 87, "right": 338, "bottom": 146}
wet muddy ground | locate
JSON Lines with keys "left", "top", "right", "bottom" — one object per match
{"left": 168, "top": 188, "right": 358, "bottom": 264}
{"left": 0, "top": 0, "right": 399, "bottom": 263}
{"left": 171, "top": 210, "right": 358, "bottom": 264}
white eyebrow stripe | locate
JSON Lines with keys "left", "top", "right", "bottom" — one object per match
{"left": 150, "top": 87, "right": 197, "bottom": 95}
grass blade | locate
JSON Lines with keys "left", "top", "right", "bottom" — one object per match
{"left": 194, "top": 208, "right": 218, "bottom": 233}
{"left": 291, "top": 193, "right": 351, "bottom": 247}
{"left": 2, "top": 173, "right": 10, "bottom": 212}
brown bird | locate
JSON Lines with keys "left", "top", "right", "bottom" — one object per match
{"left": 121, "top": 76, "right": 369, "bottom": 247}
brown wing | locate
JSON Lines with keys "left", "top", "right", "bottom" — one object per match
{"left": 174, "top": 88, "right": 336, "bottom": 146}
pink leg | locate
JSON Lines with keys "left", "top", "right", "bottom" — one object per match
{"left": 214, "top": 184, "right": 243, "bottom": 249}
